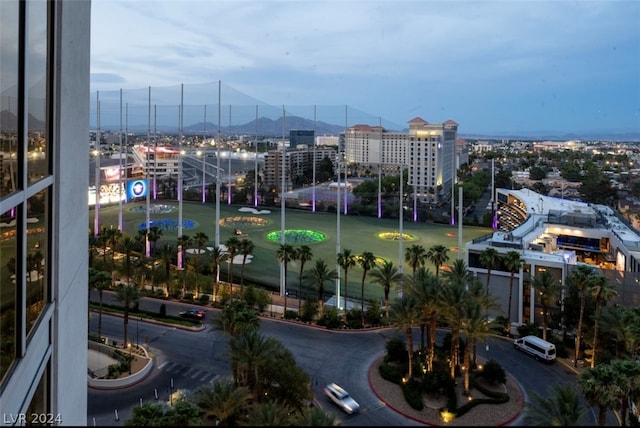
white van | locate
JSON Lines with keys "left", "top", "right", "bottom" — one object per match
{"left": 513, "top": 335, "right": 556, "bottom": 362}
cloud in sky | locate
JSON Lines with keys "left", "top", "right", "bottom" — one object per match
{"left": 91, "top": 0, "right": 640, "bottom": 135}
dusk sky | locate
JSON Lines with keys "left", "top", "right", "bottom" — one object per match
{"left": 90, "top": 0, "right": 640, "bottom": 136}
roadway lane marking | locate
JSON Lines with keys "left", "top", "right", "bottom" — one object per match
{"left": 156, "top": 361, "right": 169, "bottom": 369}
{"left": 208, "top": 374, "right": 220, "bottom": 383}
{"left": 191, "top": 370, "right": 204, "bottom": 379}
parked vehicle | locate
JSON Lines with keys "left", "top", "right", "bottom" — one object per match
{"left": 513, "top": 335, "right": 556, "bottom": 362}
{"left": 179, "top": 308, "right": 205, "bottom": 320}
{"left": 323, "top": 382, "right": 360, "bottom": 414}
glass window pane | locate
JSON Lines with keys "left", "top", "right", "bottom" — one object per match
{"left": 0, "top": 0, "right": 20, "bottom": 198}
{"left": 0, "top": 207, "right": 17, "bottom": 383}
{"left": 26, "top": 189, "right": 48, "bottom": 334}
{"left": 27, "top": 0, "right": 49, "bottom": 185}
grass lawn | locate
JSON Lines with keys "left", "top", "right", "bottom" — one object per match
{"left": 90, "top": 200, "right": 493, "bottom": 305}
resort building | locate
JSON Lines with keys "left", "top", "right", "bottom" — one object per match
{"left": 0, "top": 0, "right": 90, "bottom": 425}
{"left": 344, "top": 117, "right": 459, "bottom": 204}
{"left": 465, "top": 188, "right": 640, "bottom": 333}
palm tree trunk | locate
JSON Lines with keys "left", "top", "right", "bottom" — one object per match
{"left": 407, "top": 328, "right": 414, "bottom": 379}
{"left": 98, "top": 291, "right": 103, "bottom": 340}
{"left": 463, "top": 341, "right": 471, "bottom": 395}
{"left": 591, "top": 301, "right": 602, "bottom": 368}
{"left": 507, "top": 273, "right": 515, "bottom": 334}
{"left": 575, "top": 294, "right": 586, "bottom": 366}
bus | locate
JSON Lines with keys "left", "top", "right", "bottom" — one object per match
{"left": 513, "top": 335, "right": 556, "bottom": 363}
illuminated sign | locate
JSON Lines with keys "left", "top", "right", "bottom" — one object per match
{"left": 127, "top": 179, "right": 148, "bottom": 199}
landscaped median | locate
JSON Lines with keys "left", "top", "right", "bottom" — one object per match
{"left": 89, "top": 301, "right": 207, "bottom": 331}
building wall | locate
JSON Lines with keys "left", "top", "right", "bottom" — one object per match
{"left": 0, "top": 1, "right": 90, "bottom": 425}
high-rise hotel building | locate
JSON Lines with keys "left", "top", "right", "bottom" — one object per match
{"left": 1, "top": 1, "right": 90, "bottom": 425}
{"left": 344, "top": 117, "right": 459, "bottom": 204}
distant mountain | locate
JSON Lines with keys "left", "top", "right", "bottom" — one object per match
{"left": 149, "top": 115, "right": 346, "bottom": 137}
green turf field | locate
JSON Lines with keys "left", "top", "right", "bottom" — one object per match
{"left": 90, "top": 200, "right": 493, "bottom": 304}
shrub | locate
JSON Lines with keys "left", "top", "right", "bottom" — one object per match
{"left": 378, "top": 362, "right": 405, "bottom": 383}
{"left": 479, "top": 359, "right": 506, "bottom": 385}
{"left": 300, "top": 299, "right": 317, "bottom": 322}
{"left": 385, "top": 338, "right": 407, "bottom": 363}
{"left": 159, "top": 303, "right": 166, "bottom": 317}
{"left": 402, "top": 379, "right": 424, "bottom": 410}
{"left": 317, "top": 306, "right": 341, "bottom": 329}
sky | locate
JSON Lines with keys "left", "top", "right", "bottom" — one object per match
{"left": 90, "top": 0, "right": 640, "bottom": 137}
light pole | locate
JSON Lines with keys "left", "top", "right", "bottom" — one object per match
{"left": 198, "top": 150, "right": 206, "bottom": 203}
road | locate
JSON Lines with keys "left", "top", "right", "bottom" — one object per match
{"left": 88, "top": 294, "right": 614, "bottom": 426}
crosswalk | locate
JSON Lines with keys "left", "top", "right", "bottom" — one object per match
{"left": 156, "top": 361, "right": 220, "bottom": 383}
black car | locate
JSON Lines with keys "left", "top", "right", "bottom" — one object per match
{"left": 179, "top": 308, "right": 205, "bottom": 320}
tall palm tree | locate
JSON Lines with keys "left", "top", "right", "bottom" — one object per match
{"left": 192, "top": 231, "right": 209, "bottom": 297}
{"left": 426, "top": 244, "right": 449, "bottom": 278}
{"left": 146, "top": 225, "right": 163, "bottom": 256}
{"left": 479, "top": 247, "right": 501, "bottom": 295}
{"left": 224, "top": 236, "right": 240, "bottom": 293}
{"left": 404, "top": 244, "right": 427, "bottom": 279}
{"left": 337, "top": 248, "right": 356, "bottom": 319}
{"left": 176, "top": 234, "right": 193, "bottom": 297}
{"left": 114, "top": 283, "right": 139, "bottom": 348}
{"left": 88, "top": 267, "right": 112, "bottom": 340}
{"left": 460, "top": 299, "right": 490, "bottom": 394}
{"left": 533, "top": 269, "right": 561, "bottom": 341}
{"left": 369, "top": 260, "right": 403, "bottom": 323}
{"left": 106, "top": 226, "right": 123, "bottom": 269}
{"left": 238, "top": 238, "right": 255, "bottom": 293}
{"left": 302, "top": 259, "right": 337, "bottom": 317}
{"left": 599, "top": 306, "right": 640, "bottom": 359}
{"left": 276, "top": 243, "right": 295, "bottom": 316}
{"left": 579, "top": 363, "right": 621, "bottom": 426}
{"left": 192, "top": 379, "right": 250, "bottom": 426}
{"left": 210, "top": 246, "right": 229, "bottom": 302}
{"left": 408, "top": 266, "right": 440, "bottom": 372}
{"left": 524, "top": 384, "right": 587, "bottom": 426}
{"left": 295, "top": 245, "right": 313, "bottom": 315}
{"left": 589, "top": 274, "right": 617, "bottom": 367}
{"left": 570, "top": 264, "right": 596, "bottom": 366}
{"left": 357, "top": 251, "right": 377, "bottom": 327}
{"left": 230, "top": 331, "right": 278, "bottom": 401}
{"left": 158, "top": 243, "right": 175, "bottom": 295}
{"left": 390, "top": 295, "right": 419, "bottom": 379}
{"left": 118, "top": 235, "right": 139, "bottom": 288}
{"left": 440, "top": 272, "right": 470, "bottom": 378}
{"left": 503, "top": 250, "right": 524, "bottom": 334}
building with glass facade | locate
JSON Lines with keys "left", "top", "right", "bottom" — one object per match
{"left": 0, "top": 1, "right": 90, "bottom": 425}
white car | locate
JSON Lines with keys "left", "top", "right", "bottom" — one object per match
{"left": 323, "top": 382, "right": 360, "bottom": 414}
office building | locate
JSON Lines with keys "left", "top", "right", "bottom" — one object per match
{"left": 289, "top": 130, "right": 314, "bottom": 149}
{"left": 0, "top": 1, "right": 90, "bottom": 425}
{"left": 465, "top": 188, "right": 640, "bottom": 331}
{"left": 344, "top": 117, "right": 459, "bottom": 204}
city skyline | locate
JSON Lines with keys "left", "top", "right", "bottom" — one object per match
{"left": 90, "top": 0, "right": 640, "bottom": 137}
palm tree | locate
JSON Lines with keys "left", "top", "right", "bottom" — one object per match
{"left": 192, "top": 231, "right": 209, "bottom": 297}
{"left": 440, "top": 273, "right": 469, "bottom": 378}
{"left": 589, "top": 274, "right": 617, "bottom": 367}
{"left": 460, "top": 299, "right": 490, "bottom": 394}
{"left": 276, "top": 243, "right": 295, "bottom": 317}
{"left": 224, "top": 236, "right": 240, "bottom": 292}
{"left": 390, "top": 295, "right": 419, "bottom": 379}
{"left": 238, "top": 238, "right": 255, "bottom": 293}
{"left": 158, "top": 243, "right": 175, "bottom": 295}
{"left": 230, "top": 330, "right": 278, "bottom": 401}
{"left": 294, "top": 406, "right": 336, "bottom": 426}
{"left": 337, "top": 248, "right": 356, "bottom": 319}
{"left": 114, "top": 283, "right": 139, "bottom": 347}
{"left": 404, "top": 244, "right": 427, "bottom": 279}
{"left": 295, "top": 245, "right": 313, "bottom": 315}
{"left": 408, "top": 266, "right": 440, "bottom": 372}
{"left": 89, "top": 267, "right": 112, "bottom": 340}
{"left": 302, "top": 259, "right": 338, "bottom": 317}
{"left": 579, "top": 363, "right": 621, "bottom": 426}
{"left": 211, "top": 299, "right": 260, "bottom": 338}
{"left": 209, "top": 246, "right": 228, "bottom": 302}
{"left": 244, "top": 401, "right": 293, "bottom": 426}
{"left": 192, "top": 379, "right": 250, "bottom": 426}
{"left": 176, "top": 234, "right": 193, "bottom": 297}
{"left": 105, "top": 226, "right": 123, "bottom": 269}
{"left": 524, "top": 384, "right": 587, "bottom": 426}
{"left": 426, "top": 244, "right": 449, "bottom": 278}
{"left": 599, "top": 306, "right": 640, "bottom": 359}
{"left": 503, "top": 250, "right": 524, "bottom": 334}
{"left": 479, "top": 247, "right": 501, "bottom": 295}
{"left": 570, "top": 264, "right": 596, "bottom": 366}
{"left": 357, "top": 251, "right": 377, "bottom": 327}
{"left": 369, "top": 260, "right": 403, "bottom": 323}
{"left": 533, "top": 269, "right": 561, "bottom": 341}
{"left": 118, "top": 235, "right": 140, "bottom": 288}
{"left": 146, "top": 225, "right": 163, "bottom": 256}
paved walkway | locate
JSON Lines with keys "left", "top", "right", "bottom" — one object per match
{"left": 88, "top": 349, "right": 118, "bottom": 372}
